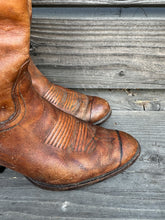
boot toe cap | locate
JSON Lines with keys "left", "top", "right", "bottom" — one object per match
{"left": 117, "top": 131, "right": 140, "bottom": 167}
{"left": 90, "top": 97, "right": 111, "bottom": 124}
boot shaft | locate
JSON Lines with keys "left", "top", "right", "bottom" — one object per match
{"left": 28, "top": 0, "right": 32, "bottom": 21}
{"left": 0, "top": 0, "right": 31, "bottom": 121}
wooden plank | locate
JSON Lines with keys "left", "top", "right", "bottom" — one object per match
{"left": 0, "top": 111, "right": 165, "bottom": 219}
{"left": 31, "top": 19, "right": 165, "bottom": 89}
{"left": 32, "top": 7, "right": 165, "bottom": 19}
{"left": 32, "top": 0, "right": 165, "bottom": 6}
{"left": 76, "top": 89, "right": 165, "bottom": 111}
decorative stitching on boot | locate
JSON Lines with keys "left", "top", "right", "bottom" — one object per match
{"left": 43, "top": 85, "right": 92, "bottom": 121}
{"left": 0, "top": 61, "right": 29, "bottom": 132}
{"left": 43, "top": 85, "right": 80, "bottom": 113}
{"left": 45, "top": 111, "right": 96, "bottom": 153}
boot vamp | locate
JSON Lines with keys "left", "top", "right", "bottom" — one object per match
{"left": 0, "top": 64, "right": 123, "bottom": 185}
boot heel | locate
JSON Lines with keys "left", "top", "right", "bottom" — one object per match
{"left": 0, "top": 166, "right": 6, "bottom": 173}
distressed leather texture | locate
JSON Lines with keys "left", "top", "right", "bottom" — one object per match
{"left": 0, "top": 0, "right": 140, "bottom": 190}
{"left": 29, "top": 0, "right": 110, "bottom": 124}
{"left": 29, "top": 59, "right": 111, "bottom": 124}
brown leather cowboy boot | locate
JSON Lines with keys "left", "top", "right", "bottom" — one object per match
{"left": 0, "top": 0, "right": 140, "bottom": 190}
{"left": 27, "top": 3, "right": 111, "bottom": 125}
{"left": 28, "top": 60, "right": 111, "bottom": 125}
{"left": 0, "top": 0, "right": 111, "bottom": 173}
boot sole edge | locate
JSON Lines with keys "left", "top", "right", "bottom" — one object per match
{"left": 26, "top": 144, "right": 141, "bottom": 191}
{"left": 93, "top": 109, "right": 112, "bottom": 125}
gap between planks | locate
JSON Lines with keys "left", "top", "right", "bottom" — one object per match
{"left": 32, "top": 0, "right": 165, "bottom": 6}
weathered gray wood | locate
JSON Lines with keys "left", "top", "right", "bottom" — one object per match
{"left": 32, "top": 0, "right": 165, "bottom": 6}
{"left": 31, "top": 19, "right": 165, "bottom": 89}
{"left": 0, "top": 111, "right": 165, "bottom": 219}
{"left": 32, "top": 7, "right": 165, "bottom": 19}
{"left": 76, "top": 89, "right": 165, "bottom": 111}
{"left": 1, "top": 4, "right": 165, "bottom": 219}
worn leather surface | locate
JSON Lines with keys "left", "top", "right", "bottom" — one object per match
{"left": 0, "top": 0, "right": 140, "bottom": 189}
{"left": 0, "top": 61, "right": 139, "bottom": 186}
{"left": 29, "top": 59, "right": 111, "bottom": 124}
{"left": 29, "top": 0, "right": 110, "bottom": 124}
{"left": 0, "top": 0, "right": 30, "bottom": 122}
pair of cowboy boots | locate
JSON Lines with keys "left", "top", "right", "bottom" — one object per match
{"left": 0, "top": 0, "right": 140, "bottom": 190}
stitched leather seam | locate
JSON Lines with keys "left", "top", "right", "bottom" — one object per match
{"left": 45, "top": 112, "right": 96, "bottom": 153}
{"left": 0, "top": 61, "right": 29, "bottom": 132}
{"left": 116, "top": 130, "right": 123, "bottom": 166}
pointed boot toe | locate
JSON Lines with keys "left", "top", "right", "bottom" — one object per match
{"left": 116, "top": 131, "right": 140, "bottom": 168}
{"left": 26, "top": 128, "right": 140, "bottom": 191}
{"left": 0, "top": 0, "right": 140, "bottom": 191}
{"left": 90, "top": 97, "right": 111, "bottom": 125}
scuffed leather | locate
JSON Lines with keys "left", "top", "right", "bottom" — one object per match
{"left": 0, "top": 0, "right": 140, "bottom": 189}
{"left": 0, "top": 62, "right": 139, "bottom": 185}
{"left": 28, "top": 59, "right": 111, "bottom": 124}
{"left": 0, "top": 0, "right": 30, "bottom": 122}
{"left": 27, "top": 4, "right": 111, "bottom": 124}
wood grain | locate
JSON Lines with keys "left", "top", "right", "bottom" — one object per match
{"left": 0, "top": 111, "right": 164, "bottom": 219}
{"left": 76, "top": 89, "right": 165, "bottom": 111}
{"left": 31, "top": 18, "right": 165, "bottom": 89}
{"left": 32, "top": 0, "right": 165, "bottom": 6}
{"left": 1, "top": 2, "right": 164, "bottom": 219}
